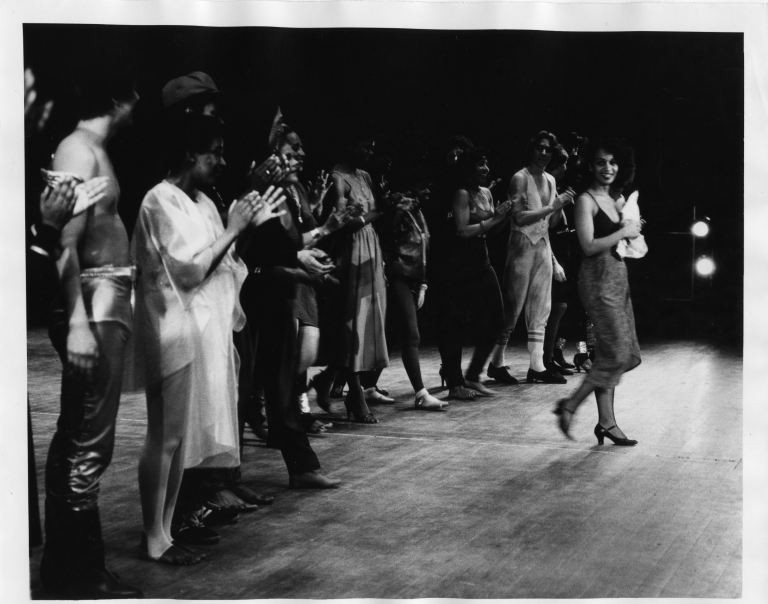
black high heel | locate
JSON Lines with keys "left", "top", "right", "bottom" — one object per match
{"left": 527, "top": 368, "right": 566, "bottom": 384}
{"left": 573, "top": 353, "right": 592, "bottom": 373}
{"left": 439, "top": 365, "right": 446, "bottom": 387}
{"left": 594, "top": 424, "right": 637, "bottom": 446}
{"left": 343, "top": 391, "right": 378, "bottom": 424}
{"left": 553, "top": 399, "right": 574, "bottom": 440}
{"left": 553, "top": 348, "right": 576, "bottom": 369}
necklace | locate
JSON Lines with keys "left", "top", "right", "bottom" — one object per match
{"left": 352, "top": 169, "right": 371, "bottom": 201}
{"left": 288, "top": 184, "right": 303, "bottom": 224}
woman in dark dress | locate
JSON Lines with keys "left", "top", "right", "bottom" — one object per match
{"left": 554, "top": 138, "right": 643, "bottom": 445}
{"left": 436, "top": 147, "right": 511, "bottom": 397}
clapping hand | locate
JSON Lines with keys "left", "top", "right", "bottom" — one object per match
{"left": 495, "top": 199, "right": 513, "bottom": 218}
{"left": 252, "top": 186, "right": 288, "bottom": 228}
{"left": 308, "top": 170, "right": 332, "bottom": 209}
{"left": 249, "top": 155, "right": 287, "bottom": 188}
{"left": 553, "top": 187, "right": 576, "bottom": 211}
{"left": 297, "top": 247, "right": 334, "bottom": 275}
{"left": 323, "top": 206, "right": 353, "bottom": 233}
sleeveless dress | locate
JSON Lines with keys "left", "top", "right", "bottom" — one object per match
{"left": 330, "top": 169, "right": 389, "bottom": 372}
{"left": 577, "top": 194, "right": 641, "bottom": 389}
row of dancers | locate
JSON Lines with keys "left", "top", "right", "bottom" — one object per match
{"left": 26, "top": 64, "right": 644, "bottom": 599}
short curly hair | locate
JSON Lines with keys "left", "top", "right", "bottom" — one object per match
{"left": 582, "top": 137, "right": 636, "bottom": 193}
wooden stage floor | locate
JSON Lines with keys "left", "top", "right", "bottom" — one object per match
{"left": 27, "top": 329, "right": 742, "bottom": 599}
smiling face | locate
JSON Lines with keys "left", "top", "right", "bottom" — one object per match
{"left": 531, "top": 137, "right": 555, "bottom": 170}
{"left": 591, "top": 148, "right": 619, "bottom": 187}
{"left": 472, "top": 158, "right": 490, "bottom": 186}
{"left": 190, "top": 135, "right": 226, "bottom": 186}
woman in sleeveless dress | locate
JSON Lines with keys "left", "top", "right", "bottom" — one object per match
{"left": 319, "top": 134, "right": 389, "bottom": 423}
{"left": 436, "top": 147, "right": 511, "bottom": 397}
{"left": 489, "top": 131, "right": 575, "bottom": 385}
{"left": 554, "top": 138, "right": 643, "bottom": 446}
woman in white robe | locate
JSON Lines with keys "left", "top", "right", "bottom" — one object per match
{"left": 132, "top": 115, "right": 283, "bottom": 564}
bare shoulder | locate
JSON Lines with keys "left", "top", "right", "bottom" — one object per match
{"left": 575, "top": 192, "right": 597, "bottom": 212}
{"left": 509, "top": 171, "right": 527, "bottom": 192}
{"left": 52, "top": 130, "right": 99, "bottom": 179}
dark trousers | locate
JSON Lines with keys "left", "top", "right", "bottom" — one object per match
{"left": 250, "top": 294, "right": 320, "bottom": 475}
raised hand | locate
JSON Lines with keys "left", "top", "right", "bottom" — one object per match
{"left": 308, "top": 170, "right": 331, "bottom": 209}
{"left": 228, "top": 190, "right": 263, "bottom": 234}
{"left": 249, "top": 155, "right": 287, "bottom": 188}
{"left": 495, "top": 199, "right": 513, "bottom": 218}
{"left": 251, "top": 186, "right": 288, "bottom": 228}
{"left": 553, "top": 187, "right": 576, "bottom": 211}
{"left": 40, "top": 181, "right": 77, "bottom": 230}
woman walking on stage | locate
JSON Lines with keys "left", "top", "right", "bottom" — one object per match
{"left": 437, "top": 146, "right": 511, "bottom": 397}
{"left": 553, "top": 138, "right": 643, "bottom": 445}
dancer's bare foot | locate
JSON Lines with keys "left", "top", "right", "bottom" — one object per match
{"left": 288, "top": 470, "right": 341, "bottom": 489}
{"left": 415, "top": 389, "right": 448, "bottom": 411}
{"left": 464, "top": 380, "right": 496, "bottom": 397}
{"left": 208, "top": 489, "right": 259, "bottom": 512}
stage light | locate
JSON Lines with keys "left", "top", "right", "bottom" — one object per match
{"left": 692, "top": 221, "right": 710, "bottom": 237}
{"left": 695, "top": 256, "right": 715, "bottom": 276}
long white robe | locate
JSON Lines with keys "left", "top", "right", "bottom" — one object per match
{"left": 131, "top": 181, "right": 247, "bottom": 469}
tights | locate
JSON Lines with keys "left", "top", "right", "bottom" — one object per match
{"left": 388, "top": 277, "right": 424, "bottom": 392}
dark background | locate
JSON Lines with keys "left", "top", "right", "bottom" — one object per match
{"left": 23, "top": 25, "right": 743, "bottom": 344}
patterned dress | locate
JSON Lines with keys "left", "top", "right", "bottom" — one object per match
{"left": 578, "top": 194, "right": 642, "bottom": 389}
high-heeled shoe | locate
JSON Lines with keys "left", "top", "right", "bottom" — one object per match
{"left": 308, "top": 370, "right": 334, "bottom": 413}
{"left": 527, "top": 368, "right": 567, "bottom": 384}
{"left": 594, "top": 424, "right": 637, "bottom": 446}
{"left": 552, "top": 399, "right": 574, "bottom": 440}
{"left": 573, "top": 353, "right": 592, "bottom": 373}
{"left": 553, "top": 347, "right": 576, "bottom": 369}
{"left": 487, "top": 362, "right": 519, "bottom": 384}
{"left": 344, "top": 391, "right": 378, "bottom": 424}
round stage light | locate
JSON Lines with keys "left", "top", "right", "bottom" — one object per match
{"left": 692, "top": 221, "right": 710, "bottom": 237}
{"left": 695, "top": 257, "right": 715, "bottom": 276}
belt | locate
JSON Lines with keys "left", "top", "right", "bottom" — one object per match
{"left": 80, "top": 265, "right": 137, "bottom": 281}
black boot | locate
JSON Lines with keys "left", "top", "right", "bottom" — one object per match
{"left": 41, "top": 503, "right": 143, "bottom": 599}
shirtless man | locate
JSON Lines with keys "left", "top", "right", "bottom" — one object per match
{"left": 40, "top": 70, "right": 143, "bottom": 599}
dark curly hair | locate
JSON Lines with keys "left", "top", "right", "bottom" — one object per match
{"left": 455, "top": 146, "right": 489, "bottom": 188}
{"left": 582, "top": 137, "right": 636, "bottom": 194}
